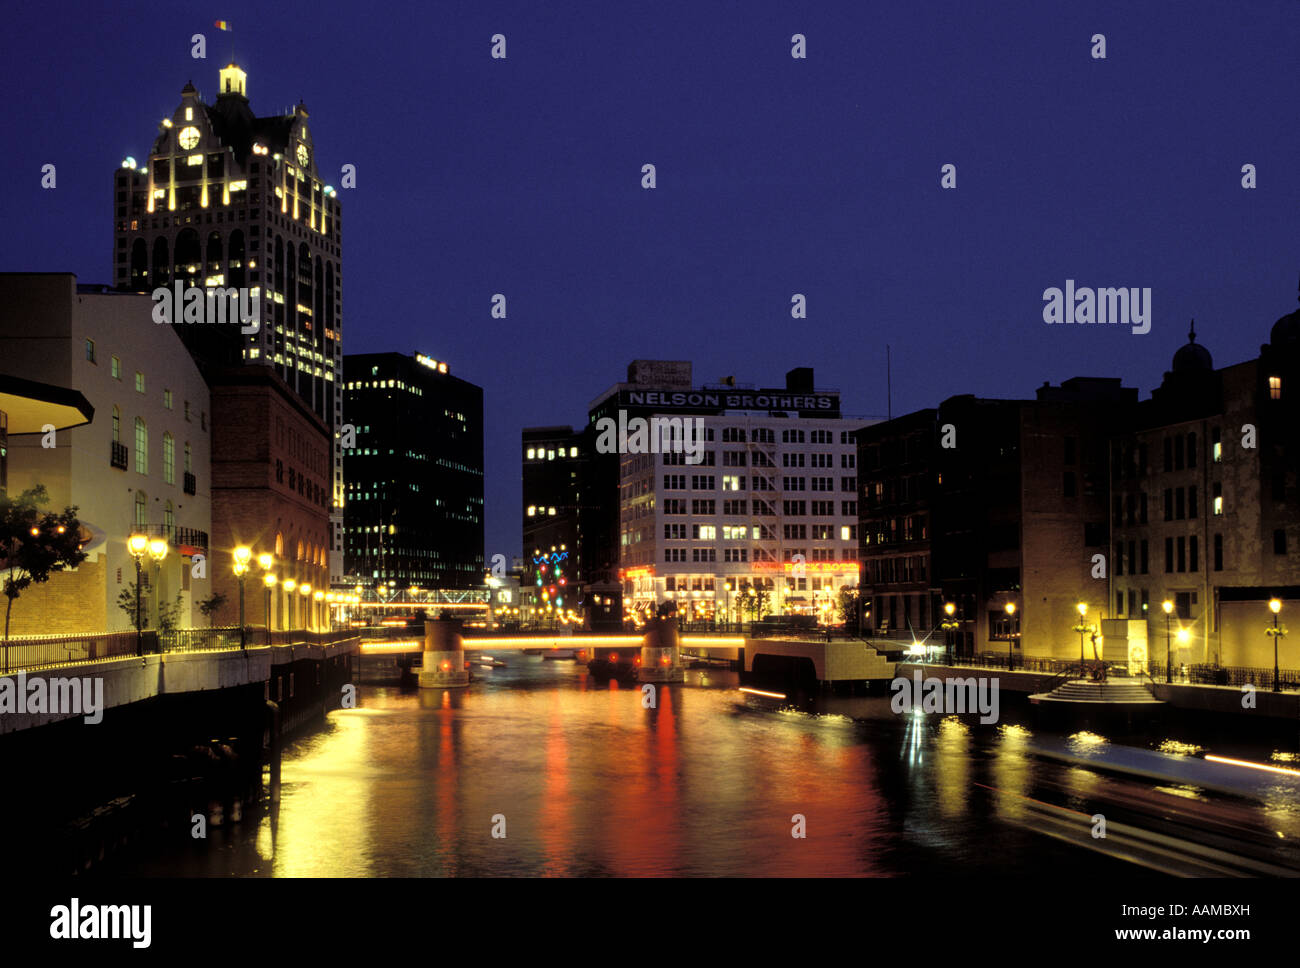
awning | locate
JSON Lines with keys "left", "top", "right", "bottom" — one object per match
{"left": 0, "top": 374, "right": 94, "bottom": 434}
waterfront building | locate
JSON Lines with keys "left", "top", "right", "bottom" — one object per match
{"left": 521, "top": 426, "right": 584, "bottom": 625}
{"left": 342, "top": 352, "right": 484, "bottom": 591}
{"left": 0, "top": 273, "right": 212, "bottom": 634}
{"left": 1111, "top": 306, "right": 1300, "bottom": 670}
{"left": 113, "top": 62, "right": 345, "bottom": 583}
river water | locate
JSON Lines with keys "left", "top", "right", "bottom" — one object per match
{"left": 115, "top": 658, "right": 1300, "bottom": 877}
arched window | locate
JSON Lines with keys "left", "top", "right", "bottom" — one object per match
{"left": 296, "top": 539, "right": 303, "bottom": 562}
{"left": 134, "top": 417, "right": 148, "bottom": 474}
{"left": 229, "top": 230, "right": 246, "bottom": 288}
{"left": 112, "top": 405, "right": 120, "bottom": 443}
{"left": 184, "top": 441, "right": 192, "bottom": 474}
{"left": 163, "top": 500, "right": 175, "bottom": 539}
{"left": 130, "top": 239, "right": 148, "bottom": 289}
{"left": 275, "top": 532, "right": 284, "bottom": 557}
{"left": 162, "top": 432, "right": 175, "bottom": 485}
{"left": 205, "top": 232, "right": 223, "bottom": 278}
{"left": 174, "top": 229, "right": 201, "bottom": 288}
{"left": 151, "top": 237, "right": 170, "bottom": 287}
{"left": 134, "top": 490, "right": 147, "bottom": 528}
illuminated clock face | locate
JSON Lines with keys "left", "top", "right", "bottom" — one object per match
{"left": 296, "top": 143, "right": 310, "bottom": 167}
{"left": 178, "top": 126, "right": 200, "bottom": 150}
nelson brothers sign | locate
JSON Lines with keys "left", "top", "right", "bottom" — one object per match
{"left": 616, "top": 389, "right": 840, "bottom": 418}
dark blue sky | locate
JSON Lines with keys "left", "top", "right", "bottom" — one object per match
{"left": 4, "top": 0, "right": 1299, "bottom": 560}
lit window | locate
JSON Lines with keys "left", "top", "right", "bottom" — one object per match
{"left": 84, "top": 339, "right": 96, "bottom": 363}
{"left": 111, "top": 356, "right": 121, "bottom": 379}
{"left": 527, "top": 448, "right": 535, "bottom": 460}
{"left": 527, "top": 506, "right": 535, "bottom": 516}
{"left": 134, "top": 417, "right": 148, "bottom": 474}
{"left": 163, "top": 433, "right": 175, "bottom": 485}
{"left": 185, "top": 107, "right": 193, "bottom": 121}
{"left": 841, "top": 525, "right": 852, "bottom": 541}
{"left": 548, "top": 507, "right": 556, "bottom": 516}
{"left": 1270, "top": 376, "right": 1282, "bottom": 400}
{"left": 1214, "top": 496, "right": 1223, "bottom": 515}
{"left": 570, "top": 447, "right": 578, "bottom": 457}
{"left": 135, "top": 372, "right": 145, "bottom": 393}
{"left": 163, "top": 389, "right": 173, "bottom": 410}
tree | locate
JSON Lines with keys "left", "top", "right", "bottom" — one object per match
{"left": 0, "top": 485, "right": 87, "bottom": 643}
{"left": 117, "top": 583, "right": 184, "bottom": 632}
{"left": 836, "top": 585, "right": 860, "bottom": 628}
{"left": 197, "top": 592, "right": 227, "bottom": 627}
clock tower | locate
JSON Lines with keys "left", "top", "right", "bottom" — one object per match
{"left": 113, "top": 63, "right": 346, "bottom": 583}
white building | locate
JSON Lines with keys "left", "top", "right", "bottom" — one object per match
{"left": 618, "top": 410, "right": 872, "bottom": 626}
{"left": 0, "top": 273, "right": 212, "bottom": 635}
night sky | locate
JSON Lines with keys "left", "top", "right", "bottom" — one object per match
{"left": 4, "top": 0, "right": 1299, "bottom": 561}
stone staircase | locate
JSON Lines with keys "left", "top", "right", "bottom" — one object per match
{"left": 1030, "top": 679, "right": 1163, "bottom": 705}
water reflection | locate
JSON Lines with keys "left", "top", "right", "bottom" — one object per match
{"left": 116, "top": 662, "right": 1299, "bottom": 877}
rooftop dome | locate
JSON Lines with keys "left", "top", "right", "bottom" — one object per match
{"left": 1172, "top": 320, "right": 1213, "bottom": 373}
{"left": 1271, "top": 290, "right": 1300, "bottom": 345}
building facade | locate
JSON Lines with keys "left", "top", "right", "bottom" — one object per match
{"left": 1111, "top": 313, "right": 1300, "bottom": 671}
{"left": 113, "top": 63, "right": 345, "bottom": 583}
{"left": 209, "top": 365, "right": 331, "bottom": 631}
{"left": 859, "top": 378, "right": 1136, "bottom": 659}
{"left": 593, "top": 365, "right": 870, "bottom": 626}
{"left": 343, "top": 352, "right": 484, "bottom": 591}
{"left": 0, "top": 274, "right": 212, "bottom": 634}
{"left": 521, "top": 426, "right": 585, "bottom": 625}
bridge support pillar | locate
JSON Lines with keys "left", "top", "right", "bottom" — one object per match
{"left": 638, "top": 617, "right": 685, "bottom": 683}
{"left": 418, "top": 619, "right": 470, "bottom": 688}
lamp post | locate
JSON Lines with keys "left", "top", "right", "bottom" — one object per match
{"left": 263, "top": 572, "right": 277, "bottom": 644}
{"left": 283, "top": 578, "right": 296, "bottom": 630}
{"left": 233, "top": 546, "right": 251, "bottom": 649}
{"left": 146, "top": 537, "right": 168, "bottom": 640}
{"left": 300, "top": 583, "right": 312, "bottom": 632}
{"left": 1267, "top": 598, "right": 1286, "bottom": 692}
{"left": 1004, "top": 601, "right": 1017, "bottom": 671}
{"left": 942, "top": 601, "right": 958, "bottom": 665}
{"left": 1162, "top": 599, "right": 1174, "bottom": 683}
{"left": 127, "top": 533, "right": 149, "bottom": 655}
{"left": 1073, "top": 602, "right": 1090, "bottom": 676}
{"left": 723, "top": 581, "right": 732, "bottom": 632}
{"left": 314, "top": 590, "right": 324, "bottom": 632}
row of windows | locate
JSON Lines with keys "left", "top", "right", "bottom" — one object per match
{"left": 662, "top": 523, "right": 857, "bottom": 541}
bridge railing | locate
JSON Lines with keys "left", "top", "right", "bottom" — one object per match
{"left": 0, "top": 631, "right": 139, "bottom": 674}
{"left": 0, "top": 627, "right": 363, "bottom": 673}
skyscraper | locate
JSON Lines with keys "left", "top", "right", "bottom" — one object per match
{"left": 343, "top": 353, "right": 485, "bottom": 591}
{"left": 113, "top": 62, "right": 344, "bottom": 581}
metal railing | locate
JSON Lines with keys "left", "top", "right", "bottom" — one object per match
{"left": 0, "top": 627, "right": 361, "bottom": 673}
{"left": 1187, "top": 663, "right": 1300, "bottom": 691}
{"left": 1, "top": 630, "right": 139, "bottom": 673}
{"left": 109, "top": 440, "right": 128, "bottom": 470}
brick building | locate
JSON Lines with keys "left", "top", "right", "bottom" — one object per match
{"left": 209, "top": 365, "right": 331, "bottom": 631}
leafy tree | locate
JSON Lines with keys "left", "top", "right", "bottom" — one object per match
{"left": 836, "top": 585, "right": 860, "bottom": 627}
{"left": 117, "top": 583, "right": 184, "bottom": 632}
{"left": 0, "top": 485, "right": 87, "bottom": 643}
{"left": 197, "top": 592, "right": 227, "bottom": 627}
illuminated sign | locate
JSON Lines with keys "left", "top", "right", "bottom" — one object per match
{"left": 612, "top": 389, "right": 839, "bottom": 417}
{"left": 415, "top": 353, "right": 449, "bottom": 374}
{"left": 619, "top": 566, "right": 656, "bottom": 581}
{"left": 752, "top": 561, "right": 860, "bottom": 575}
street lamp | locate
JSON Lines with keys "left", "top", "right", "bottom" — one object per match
{"left": 723, "top": 581, "right": 732, "bottom": 632}
{"left": 314, "top": 590, "right": 324, "bottom": 632}
{"left": 146, "top": 538, "right": 168, "bottom": 636}
{"left": 1073, "top": 602, "right": 1090, "bottom": 675}
{"left": 283, "top": 578, "right": 296, "bottom": 629}
{"left": 127, "top": 533, "right": 149, "bottom": 655}
{"left": 1162, "top": 599, "right": 1174, "bottom": 683}
{"left": 942, "top": 601, "right": 959, "bottom": 665}
{"left": 263, "top": 572, "right": 277, "bottom": 643}
{"left": 1267, "top": 598, "right": 1286, "bottom": 692}
{"left": 1004, "top": 601, "right": 1017, "bottom": 671}
{"left": 233, "top": 546, "right": 251, "bottom": 648}
{"left": 300, "top": 583, "right": 312, "bottom": 632}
